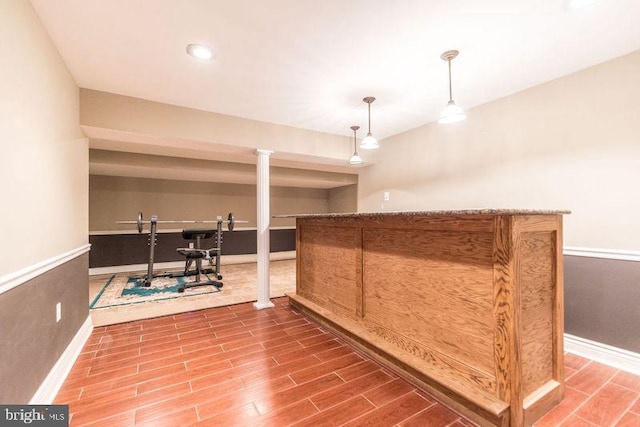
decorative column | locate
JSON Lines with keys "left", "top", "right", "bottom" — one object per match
{"left": 254, "top": 149, "right": 275, "bottom": 309}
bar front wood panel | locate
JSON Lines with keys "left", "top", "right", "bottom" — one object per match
{"left": 291, "top": 212, "right": 565, "bottom": 427}
{"left": 298, "top": 225, "right": 360, "bottom": 317}
{"left": 363, "top": 228, "right": 496, "bottom": 390}
{"left": 519, "top": 231, "right": 555, "bottom": 396}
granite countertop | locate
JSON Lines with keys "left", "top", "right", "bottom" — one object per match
{"left": 274, "top": 209, "right": 571, "bottom": 219}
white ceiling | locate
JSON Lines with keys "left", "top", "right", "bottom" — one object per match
{"left": 32, "top": 0, "right": 640, "bottom": 141}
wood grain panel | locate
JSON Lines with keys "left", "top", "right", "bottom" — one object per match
{"left": 293, "top": 212, "right": 566, "bottom": 427}
{"left": 518, "top": 231, "right": 554, "bottom": 396}
{"left": 288, "top": 294, "right": 509, "bottom": 426}
{"left": 363, "top": 323, "right": 497, "bottom": 393}
{"left": 298, "top": 215, "right": 494, "bottom": 232}
{"left": 298, "top": 224, "right": 359, "bottom": 317}
{"left": 510, "top": 215, "right": 558, "bottom": 233}
{"left": 363, "top": 228, "right": 495, "bottom": 376}
{"left": 492, "top": 215, "right": 521, "bottom": 424}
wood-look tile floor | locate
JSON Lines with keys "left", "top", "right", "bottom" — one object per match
{"left": 56, "top": 297, "right": 640, "bottom": 426}
{"left": 534, "top": 353, "right": 640, "bottom": 426}
{"left": 56, "top": 297, "right": 473, "bottom": 426}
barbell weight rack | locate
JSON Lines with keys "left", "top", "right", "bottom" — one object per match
{"left": 115, "top": 212, "right": 246, "bottom": 287}
{"left": 116, "top": 212, "right": 247, "bottom": 233}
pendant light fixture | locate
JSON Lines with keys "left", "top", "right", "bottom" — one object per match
{"left": 349, "top": 125, "right": 363, "bottom": 165}
{"left": 186, "top": 43, "right": 215, "bottom": 61}
{"left": 438, "top": 50, "right": 466, "bottom": 124}
{"left": 360, "top": 97, "right": 379, "bottom": 149}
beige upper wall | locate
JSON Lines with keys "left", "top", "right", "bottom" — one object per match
{"left": 80, "top": 89, "right": 358, "bottom": 168}
{"left": 0, "top": 0, "right": 87, "bottom": 276}
{"left": 359, "top": 50, "right": 640, "bottom": 250}
{"left": 89, "top": 149, "right": 358, "bottom": 189}
{"left": 329, "top": 184, "right": 358, "bottom": 213}
{"left": 90, "top": 175, "right": 330, "bottom": 231}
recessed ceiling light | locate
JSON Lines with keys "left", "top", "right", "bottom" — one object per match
{"left": 567, "top": 0, "right": 600, "bottom": 10}
{"left": 186, "top": 43, "right": 214, "bottom": 61}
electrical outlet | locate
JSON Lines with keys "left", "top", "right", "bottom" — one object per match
{"left": 56, "top": 302, "right": 62, "bottom": 322}
{"left": 384, "top": 191, "right": 390, "bottom": 201}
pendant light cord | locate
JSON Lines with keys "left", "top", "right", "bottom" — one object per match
{"left": 350, "top": 125, "right": 360, "bottom": 153}
{"left": 368, "top": 102, "right": 372, "bottom": 133}
{"left": 353, "top": 128, "right": 357, "bottom": 151}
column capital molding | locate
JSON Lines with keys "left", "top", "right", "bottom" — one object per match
{"left": 255, "top": 149, "right": 274, "bottom": 156}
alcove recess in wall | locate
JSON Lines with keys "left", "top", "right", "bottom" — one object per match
{"left": 88, "top": 149, "right": 359, "bottom": 232}
{"left": 88, "top": 169, "right": 357, "bottom": 269}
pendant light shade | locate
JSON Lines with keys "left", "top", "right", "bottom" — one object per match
{"left": 360, "top": 97, "right": 379, "bottom": 149}
{"left": 439, "top": 50, "right": 466, "bottom": 124}
{"left": 439, "top": 100, "right": 466, "bottom": 124}
{"left": 186, "top": 43, "right": 215, "bottom": 61}
{"left": 349, "top": 125, "right": 363, "bottom": 165}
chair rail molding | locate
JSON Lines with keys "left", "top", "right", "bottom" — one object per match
{"left": 563, "top": 246, "right": 640, "bottom": 262}
{"left": 0, "top": 244, "right": 91, "bottom": 295}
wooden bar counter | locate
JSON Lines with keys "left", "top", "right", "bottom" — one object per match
{"left": 277, "top": 209, "right": 569, "bottom": 426}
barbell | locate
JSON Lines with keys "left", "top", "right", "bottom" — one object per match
{"left": 116, "top": 212, "right": 246, "bottom": 233}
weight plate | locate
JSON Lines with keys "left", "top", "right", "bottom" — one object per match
{"left": 227, "top": 212, "right": 235, "bottom": 231}
{"left": 137, "top": 211, "right": 144, "bottom": 233}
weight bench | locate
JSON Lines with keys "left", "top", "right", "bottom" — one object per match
{"left": 176, "top": 227, "right": 223, "bottom": 293}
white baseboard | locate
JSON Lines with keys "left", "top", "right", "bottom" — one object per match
{"left": 0, "top": 244, "right": 91, "bottom": 295}
{"left": 89, "top": 250, "right": 296, "bottom": 276}
{"left": 564, "top": 333, "right": 640, "bottom": 376}
{"left": 30, "top": 316, "right": 93, "bottom": 404}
